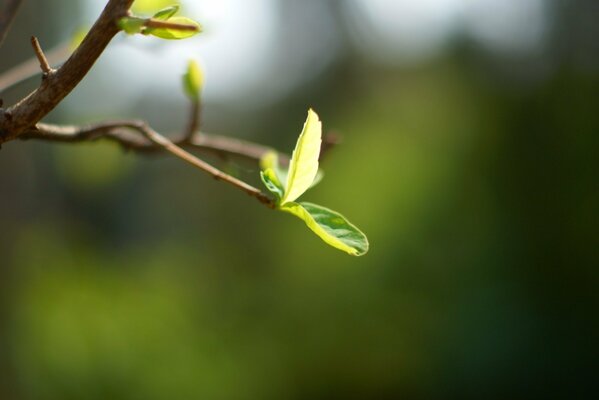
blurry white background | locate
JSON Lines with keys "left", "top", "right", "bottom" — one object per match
{"left": 63, "top": 0, "right": 547, "bottom": 117}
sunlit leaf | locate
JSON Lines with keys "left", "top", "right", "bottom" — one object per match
{"left": 280, "top": 109, "right": 322, "bottom": 204}
{"left": 147, "top": 17, "right": 202, "bottom": 40}
{"left": 152, "top": 5, "right": 180, "bottom": 21}
{"left": 281, "top": 202, "right": 369, "bottom": 256}
{"left": 182, "top": 59, "right": 203, "bottom": 101}
{"left": 261, "top": 149, "right": 323, "bottom": 194}
{"left": 260, "top": 150, "right": 278, "bottom": 172}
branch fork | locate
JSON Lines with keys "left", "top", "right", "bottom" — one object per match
{"left": 0, "top": 0, "right": 337, "bottom": 208}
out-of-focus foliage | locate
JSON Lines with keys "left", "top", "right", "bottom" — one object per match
{"left": 0, "top": 0, "right": 596, "bottom": 399}
{"left": 182, "top": 59, "right": 203, "bottom": 101}
{"left": 132, "top": 0, "right": 178, "bottom": 15}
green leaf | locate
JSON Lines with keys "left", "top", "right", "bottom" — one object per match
{"left": 147, "top": 16, "right": 201, "bottom": 40}
{"left": 280, "top": 202, "right": 369, "bottom": 256}
{"left": 182, "top": 59, "right": 203, "bottom": 101}
{"left": 262, "top": 149, "right": 324, "bottom": 192}
{"left": 260, "top": 151, "right": 286, "bottom": 187}
{"left": 118, "top": 17, "right": 146, "bottom": 35}
{"left": 280, "top": 109, "right": 322, "bottom": 204}
{"left": 152, "top": 5, "right": 180, "bottom": 20}
{"left": 260, "top": 169, "right": 284, "bottom": 202}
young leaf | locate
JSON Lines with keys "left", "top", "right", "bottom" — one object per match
{"left": 280, "top": 202, "right": 369, "bottom": 256}
{"left": 147, "top": 17, "right": 201, "bottom": 40}
{"left": 260, "top": 150, "right": 323, "bottom": 196}
{"left": 280, "top": 109, "right": 322, "bottom": 205}
{"left": 152, "top": 5, "right": 180, "bottom": 20}
{"left": 260, "top": 151, "right": 286, "bottom": 187}
{"left": 260, "top": 169, "right": 284, "bottom": 202}
{"left": 118, "top": 17, "right": 146, "bottom": 35}
{"left": 182, "top": 59, "right": 203, "bottom": 101}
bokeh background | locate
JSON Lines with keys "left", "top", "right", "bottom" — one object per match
{"left": 0, "top": 0, "right": 597, "bottom": 398}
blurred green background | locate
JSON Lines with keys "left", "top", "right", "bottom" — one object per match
{"left": 0, "top": 0, "right": 597, "bottom": 398}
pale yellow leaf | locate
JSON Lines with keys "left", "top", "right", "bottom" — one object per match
{"left": 280, "top": 109, "right": 322, "bottom": 204}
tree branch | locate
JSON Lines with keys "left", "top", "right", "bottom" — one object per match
{"left": 0, "top": 0, "right": 23, "bottom": 48}
{"left": 21, "top": 121, "right": 340, "bottom": 164}
{"left": 0, "top": 0, "right": 134, "bottom": 143}
{"left": 21, "top": 120, "right": 274, "bottom": 206}
{"left": 139, "top": 122, "right": 274, "bottom": 207}
{"left": 21, "top": 121, "right": 274, "bottom": 161}
{"left": 184, "top": 100, "right": 200, "bottom": 141}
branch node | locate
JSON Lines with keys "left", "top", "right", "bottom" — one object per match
{"left": 30, "top": 36, "right": 53, "bottom": 74}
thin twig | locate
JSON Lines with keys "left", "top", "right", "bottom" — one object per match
{"left": 0, "top": 41, "right": 71, "bottom": 93}
{"left": 30, "top": 36, "right": 53, "bottom": 74}
{"left": 0, "top": 0, "right": 23, "bottom": 48}
{"left": 21, "top": 121, "right": 275, "bottom": 161}
{"left": 145, "top": 19, "right": 199, "bottom": 32}
{"left": 21, "top": 121, "right": 340, "bottom": 163}
{"left": 138, "top": 122, "right": 274, "bottom": 207}
{"left": 184, "top": 100, "right": 200, "bottom": 141}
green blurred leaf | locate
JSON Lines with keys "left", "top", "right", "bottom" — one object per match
{"left": 182, "top": 59, "right": 203, "bottom": 101}
{"left": 280, "top": 109, "right": 322, "bottom": 204}
{"left": 147, "top": 17, "right": 201, "bottom": 40}
{"left": 53, "top": 142, "right": 132, "bottom": 192}
{"left": 132, "top": 0, "right": 178, "bottom": 14}
{"left": 152, "top": 5, "right": 180, "bottom": 20}
{"left": 69, "top": 27, "right": 89, "bottom": 51}
{"left": 118, "top": 17, "right": 146, "bottom": 35}
{"left": 281, "top": 202, "right": 369, "bottom": 256}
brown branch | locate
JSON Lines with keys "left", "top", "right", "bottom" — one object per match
{"left": 0, "top": 0, "right": 134, "bottom": 144}
{"left": 19, "top": 120, "right": 274, "bottom": 206}
{"left": 21, "top": 121, "right": 340, "bottom": 163}
{"left": 139, "top": 123, "right": 274, "bottom": 207}
{"left": 184, "top": 100, "right": 201, "bottom": 141}
{"left": 0, "top": 0, "right": 23, "bottom": 48}
{"left": 30, "top": 36, "right": 53, "bottom": 74}
{"left": 21, "top": 121, "right": 276, "bottom": 162}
